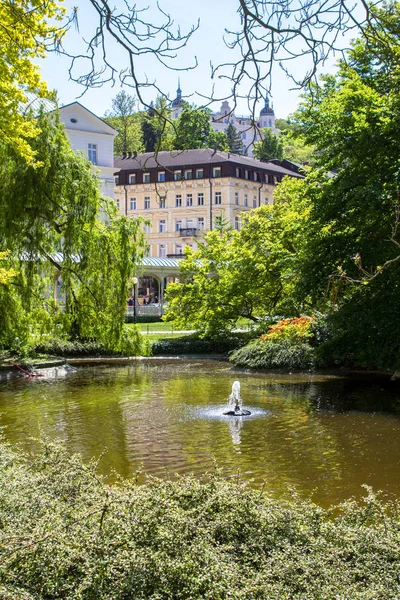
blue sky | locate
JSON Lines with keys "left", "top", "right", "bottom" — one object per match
{"left": 38, "top": 0, "right": 345, "bottom": 120}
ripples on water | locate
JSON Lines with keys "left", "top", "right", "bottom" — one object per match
{"left": 1, "top": 359, "right": 400, "bottom": 507}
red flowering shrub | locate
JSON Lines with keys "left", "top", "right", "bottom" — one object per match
{"left": 261, "top": 315, "right": 315, "bottom": 344}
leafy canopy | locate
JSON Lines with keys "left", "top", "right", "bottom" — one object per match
{"left": 0, "top": 0, "right": 65, "bottom": 164}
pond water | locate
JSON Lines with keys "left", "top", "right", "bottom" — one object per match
{"left": 1, "top": 359, "right": 400, "bottom": 507}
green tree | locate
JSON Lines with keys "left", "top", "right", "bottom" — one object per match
{"left": 0, "top": 109, "right": 146, "bottom": 352}
{"left": 104, "top": 91, "right": 144, "bottom": 155}
{"left": 0, "top": 0, "right": 64, "bottom": 164}
{"left": 225, "top": 123, "right": 244, "bottom": 154}
{"left": 253, "top": 128, "right": 284, "bottom": 161}
{"left": 165, "top": 198, "right": 305, "bottom": 336}
{"left": 141, "top": 97, "right": 174, "bottom": 152}
{"left": 277, "top": 2, "right": 400, "bottom": 368}
{"left": 173, "top": 106, "right": 220, "bottom": 150}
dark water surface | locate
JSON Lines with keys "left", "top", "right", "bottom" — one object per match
{"left": 1, "top": 359, "right": 400, "bottom": 507}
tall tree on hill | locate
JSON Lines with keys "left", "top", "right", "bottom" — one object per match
{"left": 141, "top": 97, "right": 174, "bottom": 152}
{"left": 226, "top": 123, "right": 244, "bottom": 154}
{"left": 173, "top": 106, "right": 228, "bottom": 150}
{"left": 104, "top": 91, "right": 143, "bottom": 155}
{"left": 253, "top": 129, "right": 284, "bottom": 161}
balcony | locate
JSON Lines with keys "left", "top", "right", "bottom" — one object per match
{"left": 179, "top": 227, "right": 199, "bottom": 237}
{"left": 167, "top": 253, "right": 185, "bottom": 259}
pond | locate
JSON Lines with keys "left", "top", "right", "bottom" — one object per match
{"left": 1, "top": 358, "right": 400, "bottom": 507}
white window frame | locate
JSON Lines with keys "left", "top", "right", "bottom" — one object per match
{"left": 116, "top": 198, "right": 120, "bottom": 209}
{"left": 158, "top": 171, "right": 166, "bottom": 182}
{"left": 144, "top": 197, "right": 151, "bottom": 209}
{"left": 215, "top": 191, "right": 222, "bottom": 205}
{"left": 159, "top": 244, "right": 167, "bottom": 258}
{"left": 196, "top": 169, "right": 204, "bottom": 179}
{"left": 128, "top": 174, "right": 136, "bottom": 184}
{"left": 184, "top": 169, "right": 192, "bottom": 180}
{"left": 253, "top": 196, "right": 257, "bottom": 208}
{"left": 244, "top": 194, "right": 248, "bottom": 207}
{"left": 175, "top": 194, "right": 182, "bottom": 208}
{"left": 88, "top": 143, "right": 98, "bottom": 165}
{"left": 234, "top": 216, "right": 240, "bottom": 231}
{"left": 198, "top": 217, "right": 205, "bottom": 230}
{"left": 197, "top": 193, "right": 204, "bottom": 206}
{"left": 159, "top": 219, "right": 167, "bottom": 233}
{"left": 175, "top": 244, "right": 183, "bottom": 255}
{"left": 174, "top": 170, "right": 182, "bottom": 181}
{"left": 213, "top": 166, "right": 221, "bottom": 178}
{"left": 186, "top": 194, "right": 193, "bottom": 207}
{"left": 234, "top": 192, "right": 239, "bottom": 205}
{"left": 143, "top": 172, "right": 150, "bottom": 183}
{"left": 159, "top": 196, "right": 166, "bottom": 208}
{"left": 175, "top": 219, "right": 182, "bottom": 232}
{"left": 130, "top": 197, "right": 136, "bottom": 210}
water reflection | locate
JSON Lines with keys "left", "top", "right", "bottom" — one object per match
{"left": 1, "top": 361, "right": 400, "bottom": 507}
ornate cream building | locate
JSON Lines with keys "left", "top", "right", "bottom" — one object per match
{"left": 170, "top": 83, "right": 277, "bottom": 157}
{"left": 114, "top": 148, "right": 301, "bottom": 259}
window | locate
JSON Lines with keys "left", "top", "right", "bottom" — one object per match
{"left": 175, "top": 244, "right": 183, "bottom": 255}
{"left": 263, "top": 120, "right": 267, "bottom": 127}
{"left": 159, "top": 244, "right": 167, "bottom": 258}
{"left": 265, "top": 174, "right": 270, "bottom": 183}
{"left": 253, "top": 172, "right": 258, "bottom": 182}
{"left": 242, "top": 132, "right": 246, "bottom": 140}
{"left": 253, "top": 196, "right": 257, "bottom": 208}
{"left": 175, "top": 219, "right": 182, "bottom": 232}
{"left": 114, "top": 176, "right": 119, "bottom": 185}
{"left": 234, "top": 216, "right": 240, "bottom": 231}
{"left": 213, "top": 166, "right": 221, "bottom": 178}
{"left": 273, "top": 176, "right": 277, "bottom": 185}
{"left": 186, "top": 194, "right": 193, "bottom": 207}
{"left": 128, "top": 174, "right": 136, "bottom": 184}
{"left": 197, "top": 193, "right": 204, "bottom": 206}
{"left": 234, "top": 192, "right": 239, "bottom": 205}
{"left": 184, "top": 170, "right": 192, "bottom": 180}
{"left": 198, "top": 217, "right": 205, "bottom": 230}
{"left": 143, "top": 172, "right": 150, "bottom": 183}
{"left": 215, "top": 216, "right": 223, "bottom": 227}
{"left": 196, "top": 169, "right": 204, "bottom": 179}
{"left": 187, "top": 219, "right": 194, "bottom": 229}
{"left": 88, "top": 143, "right": 97, "bottom": 165}
{"left": 159, "top": 196, "right": 166, "bottom": 208}
{"left": 144, "top": 197, "right": 150, "bottom": 209}
{"left": 264, "top": 196, "right": 270, "bottom": 205}
{"left": 244, "top": 170, "right": 249, "bottom": 180}
{"left": 158, "top": 171, "right": 166, "bottom": 182}
{"left": 269, "top": 119, "right": 272, "bottom": 127}
{"left": 159, "top": 219, "right": 167, "bottom": 233}
{"left": 174, "top": 171, "right": 182, "bottom": 181}
{"left": 116, "top": 198, "right": 120, "bottom": 209}
{"left": 244, "top": 194, "right": 248, "bottom": 207}
{"left": 215, "top": 192, "right": 222, "bottom": 205}
{"left": 175, "top": 194, "right": 182, "bottom": 208}
{"left": 235, "top": 168, "right": 240, "bottom": 178}
{"left": 143, "top": 222, "right": 152, "bottom": 234}
{"left": 130, "top": 197, "right": 136, "bottom": 210}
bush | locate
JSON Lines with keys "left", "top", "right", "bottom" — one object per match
{"left": 230, "top": 337, "right": 316, "bottom": 370}
{"left": 35, "top": 326, "right": 150, "bottom": 358}
{"left": 1, "top": 440, "right": 400, "bottom": 599}
{"left": 152, "top": 333, "right": 248, "bottom": 356}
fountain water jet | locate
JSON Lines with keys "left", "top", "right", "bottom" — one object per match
{"left": 223, "top": 381, "right": 251, "bottom": 416}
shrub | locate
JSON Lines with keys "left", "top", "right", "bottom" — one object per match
{"left": 152, "top": 333, "right": 248, "bottom": 356}
{"left": 1, "top": 440, "right": 400, "bottom": 599}
{"left": 230, "top": 337, "right": 316, "bottom": 369}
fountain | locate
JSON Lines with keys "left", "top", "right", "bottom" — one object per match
{"left": 223, "top": 381, "right": 251, "bottom": 416}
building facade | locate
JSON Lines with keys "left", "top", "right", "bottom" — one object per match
{"left": 59, "top": 102, "right": 118, "bottom": 199}
{"left": 170, "top": 83, "right": 277, "bottom": 157}
{"left": 114, "top": 149, "right": 301, "bottom": 259}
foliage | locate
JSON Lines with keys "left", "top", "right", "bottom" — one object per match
{"left": 225, "top": 123, "right": 243, "bottom": 154}
{"left": 35, "top": 325, "right": 150, "bottom": 357}
{"left": 165, "top": 182, "right": 311, "bottom": 335}
{"left": 253, "top": 128, "right": 284, "bottom": 161}
{"left": 173, "top": 105, "right": 227, "bottom": 150}
{"left": 230, "top": 337, "right": 316, "bottom": 370}
{"left": 104, "top": 91, "right": 144, "bottom": 155}
{"left": 263, "top": 315, "right": 315, "bottom": 343}
{"left": 0, "top": 252, "right": 16, "bottom": 285}
{"left": 2, "top": 440, "right": 400, "bottom": 599}
{"left": 0, "top": 109, "right": 146, "bottom": 353}
{"left": 0, "top": 0, "right": 64, "bottom": 164}
{"left": 141, "top": 97, "right": 175, "bottom": 152}
{"left": 151, "top": 333, "right": 248, "bottom": 356}
{"left": 275, "top": 119, "right": 316, "bottom": 165}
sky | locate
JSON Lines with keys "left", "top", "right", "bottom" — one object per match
{"left": 38, "top": 0, "right": 348, "bottom": 120}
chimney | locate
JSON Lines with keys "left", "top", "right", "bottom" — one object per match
{"left": 127, "top": 151, "right": 132, "bottom": 159}
{"left": 122, "top": 152, "right": 127, "bottom": 159}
